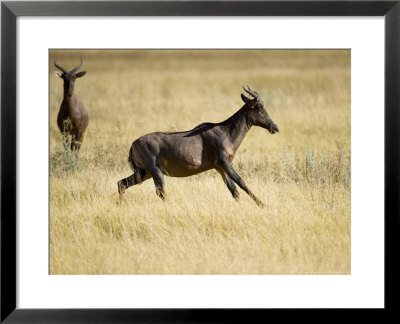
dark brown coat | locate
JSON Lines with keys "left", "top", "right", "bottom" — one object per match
{"left": 118, "top": 87, "right": 279, "bottom": 206}
{"left": 55, "top": 60, "right": 89, "bottom": 151}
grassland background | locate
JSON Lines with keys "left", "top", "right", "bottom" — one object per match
{"left": 49, "top": 49, "right": 350, "bottom": 274}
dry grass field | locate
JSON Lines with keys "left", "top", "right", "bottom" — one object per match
{"left": 49, "top": 49, "right": 350, "bottom": 274}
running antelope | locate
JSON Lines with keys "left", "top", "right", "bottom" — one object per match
{"left": 118, "top": 86, "right": 279, "bottom": 207}
{"left": 55, "top": 60, "right": 88, "bottom": 151}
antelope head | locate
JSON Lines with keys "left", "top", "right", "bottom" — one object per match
{"left": 241, "top": 86, "right": 279, "bottom": 134}
{"left": 54, "top": 60, "right": 86, "bottom": 97}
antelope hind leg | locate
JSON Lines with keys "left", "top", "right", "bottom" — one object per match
{"left": 118, "top": 168, "right": 148, "bottom": 197}
{"left": 149, "top": 167, "right": 166, "bottom": 200}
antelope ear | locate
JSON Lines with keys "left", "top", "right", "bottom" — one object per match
{"left": 241, "top": 94, "right": 256, "bottom": 108}
{"left": 75, "top": 71, "right": 86, "bottom": 78}
{"left": 54, "top": 71, "right": 63, "bottom": 78}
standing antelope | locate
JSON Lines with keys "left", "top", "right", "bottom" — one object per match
{"left": 54, "top": 60, "right": 89, "bottom": 151}
{"left": 118, "top": 86, "right": 279, "bottom": 207}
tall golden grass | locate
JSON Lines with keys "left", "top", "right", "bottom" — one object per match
{"left": 49, "top": 50, "right": 350, "bottom": 274}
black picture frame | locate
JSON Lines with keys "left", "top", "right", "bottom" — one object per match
{"left": 1, "top": 0, "right": 399, "bottom": 322}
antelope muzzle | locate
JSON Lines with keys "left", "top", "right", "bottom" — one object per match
{"left": 268, "top": 123, "right": 279, "bottom": 134}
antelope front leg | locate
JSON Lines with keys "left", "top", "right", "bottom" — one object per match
{"left": 71, "top": 129, "right": 84, "bottom": 152}
{"left": 217, "top": 159, "right": 264, "bottom": 207}
{"left": 216, "top": 168, "right": 240, "bottom": 201}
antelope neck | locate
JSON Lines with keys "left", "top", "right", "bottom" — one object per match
{"left": 63, "top": 93, "right": 76, "bottom": 101}
{"left": 221, "top": 105, "right": 252, "bottom": 152}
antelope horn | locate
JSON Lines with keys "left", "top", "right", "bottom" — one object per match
{"left": 54, "top": 61, "right": 67, "bottom": 74}
{"left": 244, "top": 85, "right": 259, "bottom": 99}
{"left": 70, "top": 59, "right": 83, "bottom": 74}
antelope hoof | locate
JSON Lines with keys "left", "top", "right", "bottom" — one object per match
{"left": 118, "top": 180, "right": 126, "bottom": 196}
{"left": 233, "top": 190, "right": 240, "bottom": 201}
{"left": 256, "top": 199, "right": 265, "bottom": 207}
{"left": 156, "top": 189, "right": 166, "bottom": 200}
